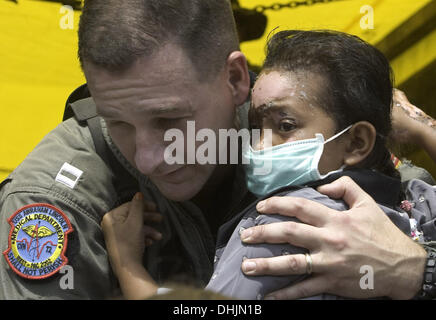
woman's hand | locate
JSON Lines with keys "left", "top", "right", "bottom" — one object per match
{"left": 391, "top": 89, "right": 436, "bottom": 164}
{"left": 101, "top": 193, "right": 163, "bottom": 300}
{"left": 240, "top": 176, "right": 427, "bottom": 300}
{"left": 101, "top": 193, "right": 162, "bottom": 273}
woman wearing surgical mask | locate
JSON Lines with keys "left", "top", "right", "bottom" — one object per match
{"left": 204, "top": 30, "right": 427, "bottom": 299}
{"left": 100, "top": 30, "right": 435, "bottom": 300}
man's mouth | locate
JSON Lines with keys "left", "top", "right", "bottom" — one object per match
{"left": 152, "top": 166, "right": 188, "bottom": 183}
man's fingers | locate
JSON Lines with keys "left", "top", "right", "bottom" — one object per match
{"left": 265, "top": 276, "right": 327, "bottom": 300}
{"left": 317, "top": 176, "right": 372, "bottom": 209}
{"left": 241, "top": 221, "right": 321, "bottom": 250}
{"left": 242, "top": 253, "right": 316, "bottom": 276}
{"left": 255, "top": 196, "right": 332, "bottom": 227}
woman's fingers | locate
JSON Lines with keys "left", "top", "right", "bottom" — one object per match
{"left": 143, "top": 225, "right": 163, "bottom": 242}
{"left": 126, "top": 192, "right": 145, "bottom": 225}
{"left": 144, "top": 238, "right": 154, "bottom": 247}
{"left": 103, "top": 194, "right": 162, "bottom": 247}
{"left": 143, "top": 211, "right": 163, "bottom": 224}
{"left": 104, "top": 202, "right": 130, "bottom": 224}
{"left": 143, "top": 200, "right": 157, "bottom": 212}
{"left": 126, "top": 193, "right": 162, "bottom": 225}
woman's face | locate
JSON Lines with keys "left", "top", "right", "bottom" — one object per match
{"left": 250, "top": 70, "right": 348, "bottom": 175}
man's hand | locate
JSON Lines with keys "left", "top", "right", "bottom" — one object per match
{"left": 240, "top": 176, "right": 427, "bottom": 299}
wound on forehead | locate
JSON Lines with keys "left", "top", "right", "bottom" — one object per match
{"left": 248, "top": 101, "right": 292, "bottom": 130}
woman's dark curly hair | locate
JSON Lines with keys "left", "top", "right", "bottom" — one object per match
{"left": 263, "top": 30, "right": 399, "bottom": 179}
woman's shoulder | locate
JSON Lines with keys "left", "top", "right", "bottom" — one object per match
{"left": 240, "top": 187, "right": 349, "bottom": 227}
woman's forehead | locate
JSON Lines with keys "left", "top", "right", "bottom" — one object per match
{"left": 251, "top": 70, "right": 327, "bottom": 112}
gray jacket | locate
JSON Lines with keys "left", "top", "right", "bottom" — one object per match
{"left": 206, "top": 170, "right": 436, "bottom": 299}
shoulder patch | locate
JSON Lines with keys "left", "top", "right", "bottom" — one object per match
{"left": 3, "top": 203, "right": 74, "bottom": 280}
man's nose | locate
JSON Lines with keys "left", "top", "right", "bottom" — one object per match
{"left": 134, "top": 131, "right": 165, "bottom": 175}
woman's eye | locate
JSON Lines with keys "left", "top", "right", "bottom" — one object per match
{"left": 278, "top": 120, "right": 296, "bottom": 132}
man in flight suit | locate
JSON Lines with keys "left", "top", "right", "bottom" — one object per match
{"left": 0, "top": 0, "right": 432, "bottom": 300}
{"left": 0, "top": 0, "right": 252, "bottom": 299}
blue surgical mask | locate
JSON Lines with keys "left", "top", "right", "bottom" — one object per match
{"left": 243, "top": 125, "right": 353, "bottom": 197}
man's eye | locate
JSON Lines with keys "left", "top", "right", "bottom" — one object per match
{"left": 158, "top": 117, "right": 185, "bottom": 127}
{"left": 107, "top": 120, "right": 127, "bottom": 127}
{"left": 278, "top": 120, "right": 296, "bottom": 132}
{"left": 250, "top": 123, "right": 261, "bottom": 130}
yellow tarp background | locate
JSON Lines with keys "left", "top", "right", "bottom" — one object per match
{"left": 0, "top": 0, "right": 434, "bottom": 181}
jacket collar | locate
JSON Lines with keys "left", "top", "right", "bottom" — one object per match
{"left": 216, "top": 169, "right": 402, "bottom": 248}
{"left": 308, "top": 169, "right": 402, "bottom": 209}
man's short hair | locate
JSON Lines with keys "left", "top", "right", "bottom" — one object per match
{"left": 78, "top": 0, "right": 240, "bottom": 79}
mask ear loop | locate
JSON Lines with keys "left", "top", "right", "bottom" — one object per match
{"left": 319, "top": 124, "right": 353, "bottom": 178}
{"left": 324, "top": 124, "right": 353, "bottom": 145}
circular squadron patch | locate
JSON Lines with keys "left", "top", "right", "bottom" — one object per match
{"left": 3, "top": 203, "right": 73, "bottom": 279}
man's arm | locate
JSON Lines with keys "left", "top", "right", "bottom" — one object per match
{"left": 0, "top": 189, "right": 117, "bottom": 299}
{"left": 0, "top": 119, "right": 120, "bottom": 299}
{"left": 240, "top": 176, "right": 427, "bottom": 299}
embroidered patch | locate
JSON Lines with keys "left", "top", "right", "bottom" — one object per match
{"left": 3, "top": 203, "right": 73, "bottom": 279}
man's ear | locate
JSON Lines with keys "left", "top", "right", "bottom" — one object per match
{"left": 343, "top": 121, "right": 377, "bottom": 167}
{"left": 225, "top": 51, "right": 250, "bottom": 106}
